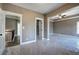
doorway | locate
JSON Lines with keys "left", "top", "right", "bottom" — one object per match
{"left": 0, "top": 11, "right": 22, "bottom": 54}
{"left": 4, "top": 11, "right": 22, "bottom": 47}
{"left": 5, "top": 15, "right": 20, "bottom": 47}
{"left": 35, "top": 18, "right": 44, "bottom": 40}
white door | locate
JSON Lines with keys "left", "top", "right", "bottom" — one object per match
{"left": 0, "top": 11, "right": 5, "bottom": 54}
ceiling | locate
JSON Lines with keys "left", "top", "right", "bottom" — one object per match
{"left": 50, "top": 6, "right": 79, "bottom": 22}
{"left": 12, "top": 3, "right": 65, "bottom": 14}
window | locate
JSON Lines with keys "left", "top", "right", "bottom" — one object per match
{"left": 77, "top": 21, "right": 79, "bottom": 34}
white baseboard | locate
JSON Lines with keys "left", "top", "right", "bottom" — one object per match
{"left": 42, "top": 38, "right": 45, "bottom": 40}
{"left": 21, "top": 40, "right": 36, "bottom": 45}
{"left": 42, "top": 38, "right": 50, "bottom": 40}
{"left": 53, "top": 33, "right": 79, "bottom": 38}
{"left": 47, "top": 39, "right": 50, "bottom": 40}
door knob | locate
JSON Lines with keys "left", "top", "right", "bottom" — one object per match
{"left": 0, "top": 34, "right": 2, "bottom": 36}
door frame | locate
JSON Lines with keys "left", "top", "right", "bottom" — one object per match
{"left": 3, "top": 10, "right": 23, "bottom": 45}
{"left": 35, "top": 17, "right": 44, "bottom": 40}
{"left": 47, "top": 17, "right": 50, "bottom": 40}
{"left": 47, "top": 17, "right": 54, "bottom": 40}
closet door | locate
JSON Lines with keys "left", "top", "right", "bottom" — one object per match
{"left": 0, "top": 11, "right": 5, "bottom": 54}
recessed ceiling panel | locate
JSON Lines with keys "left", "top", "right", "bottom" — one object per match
{"left": 12, "top": 3, "right": 65, "bottom": 14}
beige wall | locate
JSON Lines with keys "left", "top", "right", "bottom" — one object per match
{"left": 53, "top": 18, "right": 79, "bottom": 36}
{"left": 2, "top": 3, "right": 44, "bottom": 42}
{"left": 0, "top": 3, "right": 2, "bottom": 10}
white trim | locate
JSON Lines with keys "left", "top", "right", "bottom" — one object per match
{"left": 35, "top": 17, "right": 44, "bottom": 40}
{"left": 3, "top": 10, "right": 23, "bottom": 45}
{"left": 21, "top": 40, "right": 36, "bottom": 45}
{"left": 0, "top": 11, "right": 6, "bottom": 54}
{"left": 47, "top": 17, "right": 54, "bottom": 40}
{"left": 47, "top": 17, "right": 50, "bottom": 40}
{"left": 3, "top": 10, "right": 22, "bottom": 16}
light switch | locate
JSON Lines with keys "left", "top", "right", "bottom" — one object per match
{"left": 22, "top": 26, "right": 24, "bottom": 29}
